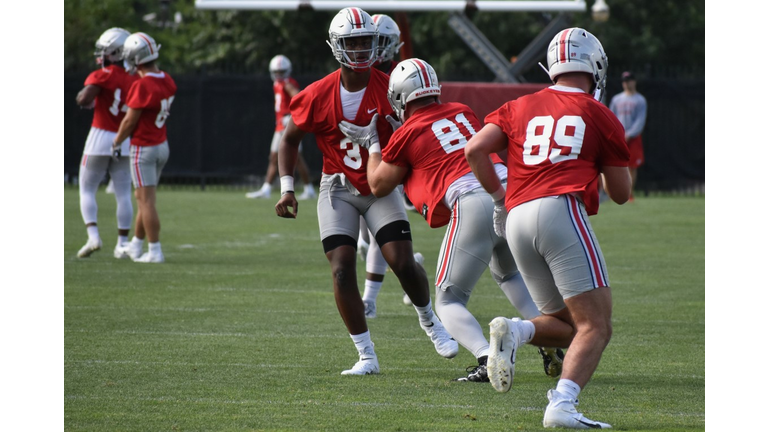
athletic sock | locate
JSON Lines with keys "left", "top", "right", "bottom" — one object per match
{"left": 148, "top": 242, "right": 162, "bottom": 254}
{"left": 350, "top": 331, "right": 375, "bottom": 358}
{"left": 362, "top": 280, "right": 383, "bottom": 304}
{"left": 86, "top": 225, "right": 100, "bottom": 241}
{"left": 413, "top": 300, "right": 436, "bottom": 326}
{"left": 555, "top": 379, "right": 581, "bottom": 401}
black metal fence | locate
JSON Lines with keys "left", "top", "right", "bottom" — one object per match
{"left": 64, "top": 70, "right": 704, "bottom": 193}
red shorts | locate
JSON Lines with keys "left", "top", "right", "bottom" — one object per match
{"left": 627, "top": 135, "right": 644, "bottom": 168}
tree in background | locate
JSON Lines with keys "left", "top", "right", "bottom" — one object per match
{"left": 65, "top": 0, "right": 704, "bottom": 79}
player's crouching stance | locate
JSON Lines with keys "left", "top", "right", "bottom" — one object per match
{"left": 466, "top": 28, "right": 631, "bottom": 429}
{"left": 339, "top": 58, "right": 564, "bottom": 383}
{"left": 273, "top": 7, "right": 457, "bottom": 376}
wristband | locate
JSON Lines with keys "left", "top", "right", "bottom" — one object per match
{"left": 280, "top": 175, "right": 295, "bottom": 195}
{"left": 368, "top": 142, "right": 381, "bottom": 154}
{"left": 491, "top": 186, "right": 505, "bottom": 203}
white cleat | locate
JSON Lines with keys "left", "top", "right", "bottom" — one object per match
{"left": 77, "top": 238, "right": 102, "bottom": 258}
{"left": 487, "top": 317, "right": 524, "bottom": 392}
{"left": 341, "top": 356, "right": 380, "bottom": 375}
{"left": 543, "top": 390, "right": 612, "bottom": 429}
{"left": 105, "top": 180, "right": 115, "bottom": 194}
{"left": 402, "top": 292, "right": 413, "bottom": 305}
{"left": 119, "top": 242, "right": 143, "bottom": 261}
{"left": 297, "top": 188, "right": 317, "bottom": 200}
{"left": 245, "top": 189, "right": 271, "bottom": 199}
{"left": 113, "top": 244, "right": 130, "bottom": 259}
{"left": 421, "top": 318, "right": 459, "bottom": 359}
{"left": 134, "top": 252, "right": 165, "bottom": 263}
{"left": 364, "top": 301, "right": 377, "bottom": 319}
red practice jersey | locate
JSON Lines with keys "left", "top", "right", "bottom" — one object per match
{"left": 84, "top": 65, "right": 139, "bottom": 132}
{"left": 126, "top": 71, "right": 178, "bottom": 147}
{"left": 485, "top": 87, "right": 629, "bottom": 216}
{"left": 290, "top": 68, "right": 394, "bottom": 196}
{"left": 384, "top": 102, "right": 502, "bottom": 228}
{"left": 274, "top": 77, "right": 299, "bottom": 132}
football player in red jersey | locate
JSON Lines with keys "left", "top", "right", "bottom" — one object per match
{"left": 340, "top": 58, "right": 563, "bottom": 383}
{"left": 75, "top": 28, "right": 138, "bottom": 259}
{"left": 274, "top": 7, "right": 458, "bottom": 375}
{"left": 246, "top": 55, "right": 315, "bottom": 200}
{"left": 112, "top": 32, "right": 177, "bottom": 264}
{"left": 465, "top": 28, "right": 631, "bottom": 429}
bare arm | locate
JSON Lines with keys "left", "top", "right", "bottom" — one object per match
{"left": 275, "top": 117, "right": 307, "bottom": 219}
{"left": 112, "top": 107, "right": 142, "bottom": 149}
{"left": 601, "top": 166, "right": 632, "bottom": 204}
{"left": 284, "top": 80, "right": 300, "bottom": 98}
{"left": 367, "top": 153, "right": 407, "bottom": 198}
{"left": 76, "top": 85, "right": 101, "bottom": 108}
{"left": 465, "top": 123, "right": 508, "bottom": 197}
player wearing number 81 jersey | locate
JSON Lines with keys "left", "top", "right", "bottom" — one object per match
{"left": 359, "top": 58, "right": 551, "bottom": 382}
{"left": 112, "top": 31, "right": 177, "bottom": 264}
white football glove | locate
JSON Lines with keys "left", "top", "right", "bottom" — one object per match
{"left": 385, "top": 114, "right": 402, "bottom": 132}
{"left": 493, "top": 200, "right": 508, "bottom": 239}
{"left": 338, "top": 114, "right": 380, "bottom": 153}
{"left": 281, "top": 114, "right": 291, "bottom": 127}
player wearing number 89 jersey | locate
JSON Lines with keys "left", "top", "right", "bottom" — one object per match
{"left": 465, "top": 28, "right": 631, "bottom": 429}
{"left": 112, "top": 31, "right": 176, "bottom": 264}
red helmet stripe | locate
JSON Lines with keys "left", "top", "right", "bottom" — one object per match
{"left": 558, "top": 28, "right": 572, "bottom": 64}
{"left": 350, "top": 8, "right": 363, "bottom": 28}
{"left": 413, "top": 59, "right": 431, "bottom": 88}
{"left": 138, "top": 33, "right": 154, "bottom": 55}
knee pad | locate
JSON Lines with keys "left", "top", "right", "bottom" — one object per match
{"left": 374, "top": 220, "right": 412, "bottom": 247}
{"left": 322, "top": 234, "right": 357, "bottom": 254}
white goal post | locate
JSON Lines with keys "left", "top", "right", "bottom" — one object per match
{"left": 194, "top": 1, "right": 587, "bottom": 13}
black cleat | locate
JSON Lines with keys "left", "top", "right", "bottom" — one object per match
{"left": 538, "top": 347, "right": 565, "bottom": 378}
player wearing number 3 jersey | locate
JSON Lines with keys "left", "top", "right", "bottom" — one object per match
{"left": 466, "top": 28, "right": 631, "bottom": 428}
{"left": 275, "top": 8, "right": 458, "bottom": 376}
{"left": 113, "top": 32, "right": 177, "bottom": 264}
{"left": 75, "top": 27, "right": 139, "bottom": 260}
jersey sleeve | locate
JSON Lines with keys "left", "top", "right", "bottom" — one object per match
{"left": 596, "top": 107, "right": 630, "bottom": 167}
{"left": 84, "top": 69, "right": 111, "bottom": 87}
{"left": 289, "top": 86, "right": 316, "bottom": 132}
{"left": 382, "top": 126, "right": 412, "bottom": 168}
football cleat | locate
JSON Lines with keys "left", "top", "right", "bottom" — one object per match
{"left": 364, "top": 301, "right": 377, "bottom": 319}
{"left": 297, "top": 188, "right": 316, "bottom": 200}
{"left": 421, "top": 318, "right": 459, "bottom": 359}
{"left": 487, "top": 317, "right": 524, "bottom": 392}
{"left": 543, "top": 389, "right": 612, "bottom": 429}
{"left": 119, "top": 242, "right": 143, "bottom": 261}
{"left": 134, "top": 251, "right": 164, "bottom": 263}
{"left": 402, "top": 292, "right": 413, "bottom": 306}
{"left": 77, "top": 238, "right": 102, "bottom": 258}
{"left": 539, "top": 347, "right": 565, "bottom": 378}
{"left": 454, "top": 364, "right": 489, "bottom": 383}
{"left": 245, "top": 189, "right": 271, "bottom": 199}
{"left": 341, "top": 356, "right": 380, "bottom": 375}
{"left": 113, "top": 243, "right": 130, "bottom": 259}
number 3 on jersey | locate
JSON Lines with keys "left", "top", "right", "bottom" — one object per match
{"left": 155, "top": 96, "right": 175, "bottom": 128}
{"left": 523, "top": 115, "right": 585, "bottom": 165}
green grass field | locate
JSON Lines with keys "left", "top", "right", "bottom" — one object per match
{"left": 64, "top": 186, "right": 705, "bottom": 431}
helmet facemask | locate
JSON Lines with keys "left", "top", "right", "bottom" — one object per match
{"left": 327, "top": 7, "right": 379, "bottom": 72}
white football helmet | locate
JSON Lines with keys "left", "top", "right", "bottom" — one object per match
{"left": 541, "top": 27, "right": 608, "bottom": 100}
{"left": 372, "top": 14, "right": 403, "bottom": 64}
{"left": 123, "top": 32, "right": 161, "bottom": 70}
{"left": 269, "top": 54, "right": 292, "bottom": 81}
{"left": 94, "top": 27, "right": 130, "bottom": 64}
{"left": 326, "top": 7, "right": 378, "bottom": 71}
{"left": 387, "top": 58, "right": 441, "bottom": 121}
